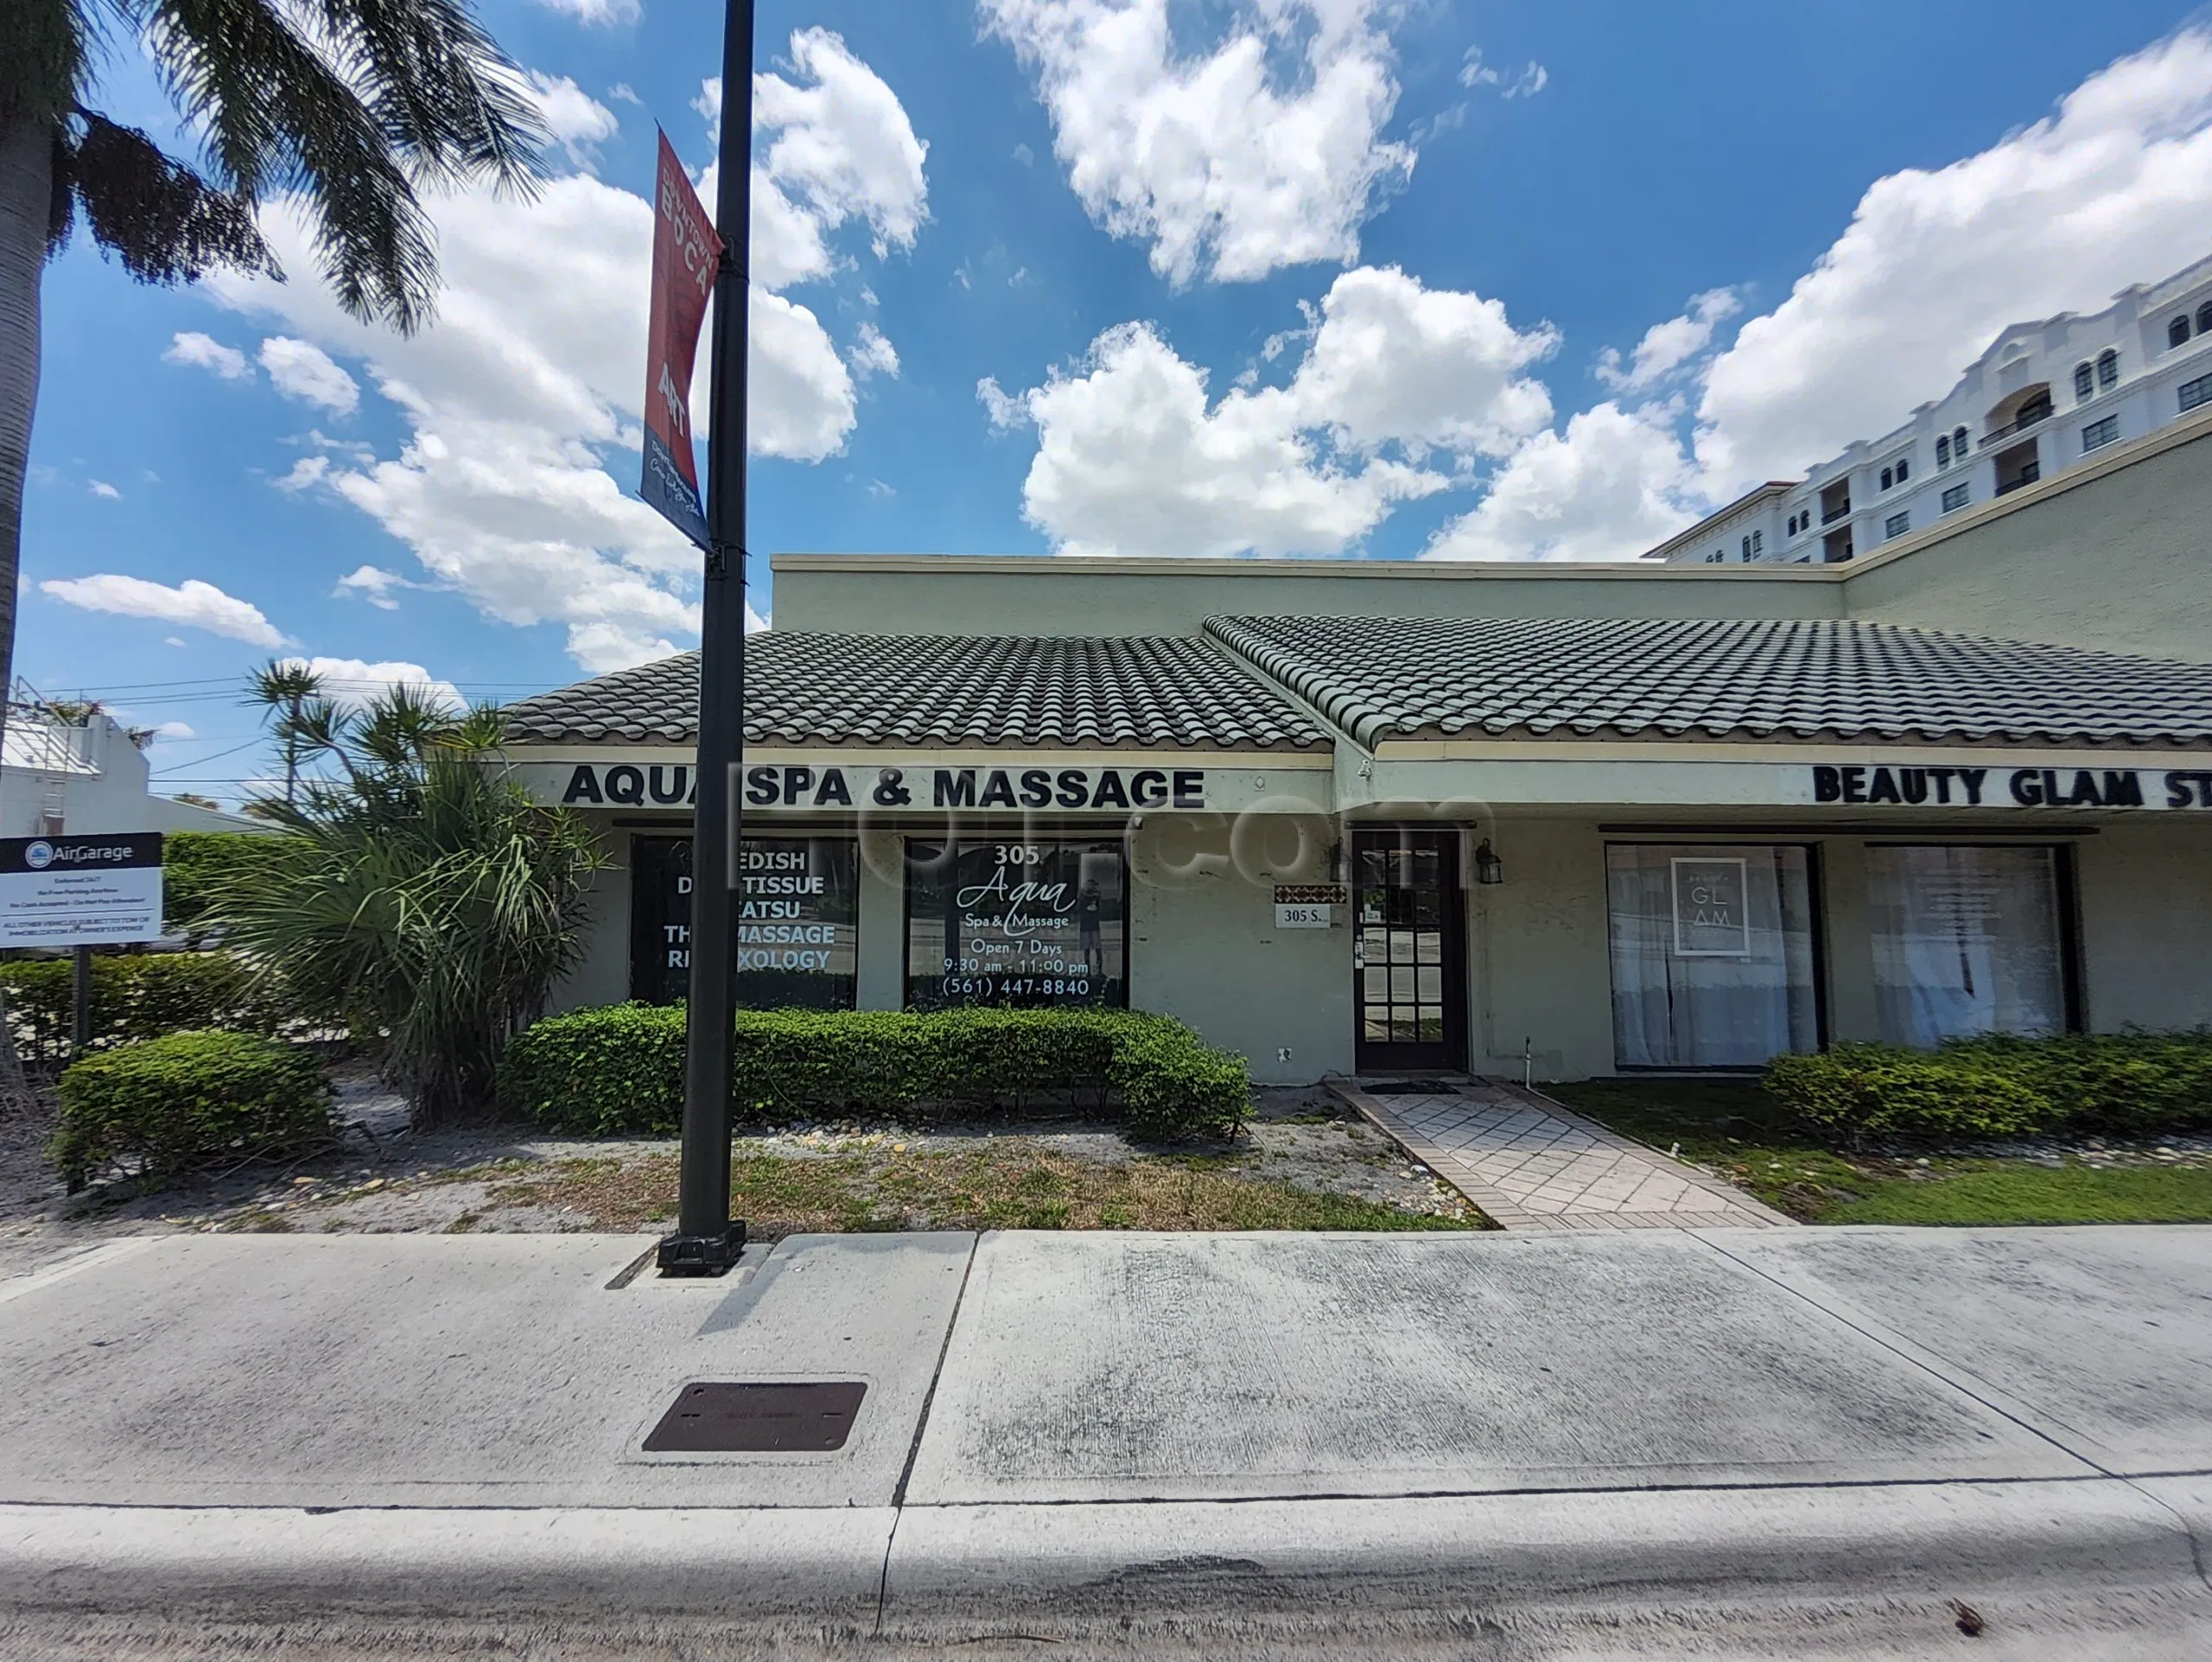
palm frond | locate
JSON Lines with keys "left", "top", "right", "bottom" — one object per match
{"left": 126, "top": 0, "right": 543, "bottom": 330}
{"left": 58, "top": 111, "right": 278, "bottom": 284}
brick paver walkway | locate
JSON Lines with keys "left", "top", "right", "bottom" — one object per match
{"left": 1331, "top": 1079, "right": 1795, "bottom": 1231}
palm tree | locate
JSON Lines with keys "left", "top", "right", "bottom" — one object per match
{"left": 207, "top": 682, "right": 606, "bottom": 1124}
{"left": 0, "top": 1, "right": 544, "bottom": 738}
{"left": 246, "top": 657, "right": 328, "bottom": 804}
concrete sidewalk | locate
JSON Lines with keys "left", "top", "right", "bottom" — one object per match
{"left": 1, "top": 1226, "right": 2209, "bottom": 1654}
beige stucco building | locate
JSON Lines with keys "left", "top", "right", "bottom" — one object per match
{"left": 501, "top": 411, "right": 2212, "bottom": 1084}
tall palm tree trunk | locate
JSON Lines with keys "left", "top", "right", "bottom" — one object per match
{"left": 0, "top": 111, "right": 46, "bottom": 739}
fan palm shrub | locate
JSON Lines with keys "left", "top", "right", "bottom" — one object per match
{"left": 206, "top": 680, "right": 605, "bottom": 1124}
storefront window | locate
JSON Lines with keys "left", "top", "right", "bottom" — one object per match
{"left": 628, "top": 836, "right": 859, "bottom": 1009}
{"left": 1867, "top": 845, "right": 2069, "bottom": 1046}
{"left": 906, "top": 839, "right": 1127, "bottom": 1009}
{"left": 1606, "top": 844, "right": 1820, "bottom": 1067}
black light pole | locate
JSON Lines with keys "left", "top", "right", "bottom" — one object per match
{"left": 658, "top": 0, "right": 753, "bottom": 1276}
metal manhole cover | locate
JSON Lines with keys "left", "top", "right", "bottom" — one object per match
{"left": 643, "top": 1381, "right": 868, "bottom": 1452}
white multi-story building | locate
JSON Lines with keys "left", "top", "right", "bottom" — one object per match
{"left": 1648, "top": 252, "right": 2212, "bottom": 565}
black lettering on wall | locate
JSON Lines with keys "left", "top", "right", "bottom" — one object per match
{"left": 935, "top": 769, "right": 978, "bottom": 808}
{"left": 562, "top": 765, "right": 603, "bottom": 805}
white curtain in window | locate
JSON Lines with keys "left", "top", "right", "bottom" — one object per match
{"left": 1868, "top": 845, "right": 2066, "bottom": 1047}
{"left": 1607, "top": 845, "right": 1819, "bottom": 1067}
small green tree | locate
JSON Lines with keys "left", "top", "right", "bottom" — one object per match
{"left": 207, "top": 684, "right": 605, "bottom": 1124}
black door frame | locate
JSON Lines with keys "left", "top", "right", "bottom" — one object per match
{"left": 1351, "top": 826, "right": 1470, "bottom": 1074}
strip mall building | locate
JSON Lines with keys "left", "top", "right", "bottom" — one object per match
{"left": 501, "top": 413, "right": 2212, "bottom": 1084}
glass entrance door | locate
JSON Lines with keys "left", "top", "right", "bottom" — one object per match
{"left": 1353, "top": 828, "right": 1468, "bottom": 1073}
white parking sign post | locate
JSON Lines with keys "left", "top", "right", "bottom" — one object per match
{"left": 0, "top": 834, "right": 166, "bottom": 1057}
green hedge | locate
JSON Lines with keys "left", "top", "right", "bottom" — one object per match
{"left": 0, "top": 952, "right": 312, "bottom": 1063}
{"left": 162, "top": 831, "right": 276, "bottom": 944}
{"left": 52, "top": 1030, "right": 335, "bottom": 1189}
{"left": 1764, "top": 1032, "right": 2212, "bottom": 1143}
{"left": 1939, "top": 1033, "right": 2212, "bottom": 1136}
{"left": 497, "top": 1004, "right": 1249, "bottom": 1143}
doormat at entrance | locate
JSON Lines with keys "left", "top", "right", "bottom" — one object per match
{"left": 1359, "top": 1079, "right": 1464, "bottom": 1095}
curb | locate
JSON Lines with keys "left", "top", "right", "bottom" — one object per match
{"left": 3, "top": 1480, "right": 2202, "bottom": 1626}
{"left": 0, "top": 1503, "right": 892, "bottom": 1624}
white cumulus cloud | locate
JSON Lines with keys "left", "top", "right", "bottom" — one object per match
{"left": 41, "top": 575, "right": 292, "bottom": 647}
{"left": 163, "top": 331, "right": 250, "bottom": 379}
{"left": 279, "top": 657, "right": 464, "bottom": 713}
{"left": 1694, "top": 26, "right": 2212, "bottom": 494}
{"left": 1596, "top": 288, "right": 1740, "bottom": 394}
{"left": 334, "top": 564, "right": 410, "bottom": 609}
{"left": 1288, "top": 264, "right": 1555, "bottom": 456}
{"left": 1424, "top": 402, "right": 1703, "bottom": 563}
{"left": 258, "top": 337, "right": 359, "bottom": 415}
{"left": 990, "top": 265, "right": 1554, "bottom": 556}
{"left": 848, "top": 321, "right": 899, "bottom": 379}
{"left": 526, "top": 72, "right": 620, "bottom": 169}
{"left": 531, "top": 0, "right": 638, "bottom": 23}
{"left": 1459, "top": 48, "right": 1547, "bottom": 99}
{"left": 982, "top": 0, "right": 1414, "bottom": 286}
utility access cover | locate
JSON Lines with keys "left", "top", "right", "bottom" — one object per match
{"left": 643, "top": 1381, "right": 868, "bottom": 1453}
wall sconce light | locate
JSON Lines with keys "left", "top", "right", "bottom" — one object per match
{"left": 1474, "top": 837, "right": 1504, "bottom": 886}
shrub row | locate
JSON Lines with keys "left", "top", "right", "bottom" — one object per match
{"left": 496, "top": 1004, "right": 1250, "bottom": 1142}
{"left": 1764, "top": 1031, "right": 2212, "bottom": 1143}
{"left": 0, "top": 952, "right": 320, "bottom": 1064}
{"left": 52, "top": 1030, "right": 336, "bottom": 1190}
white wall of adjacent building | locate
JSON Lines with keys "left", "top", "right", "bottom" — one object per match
{"left": 1654, "top": 251, "right": 2212, "bottom": 565}
{"left": 0, "top": 707, "right": 267, "bottom": 838}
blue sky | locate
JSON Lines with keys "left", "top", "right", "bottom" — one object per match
{"left": 21, "top": 0, "right": 2212, "bottom": 802}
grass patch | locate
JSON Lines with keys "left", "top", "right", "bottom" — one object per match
{"left": 1825, "top": 1161, "right": 2212, "bottom": 1226}
{"left": 480, "top": 1142, "right": 1491, "bottom": 1234}
{"left": 1543, "top": 1078, "right": 1868, "bottom": 1219}
{"left": 1545, "top": 1078, "right": 2212, "bottom": 1226}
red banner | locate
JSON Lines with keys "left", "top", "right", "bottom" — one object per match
{"left": 640, "top": 128, "right": 723, "bottom": 548}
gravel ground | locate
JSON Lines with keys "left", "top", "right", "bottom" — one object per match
{"left": 0, "top": 1071, "right": 1475, "bottom": 1239}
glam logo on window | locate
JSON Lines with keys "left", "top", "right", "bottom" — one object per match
{"left": 1671, "top": 857, "right": 1750, "bottom": 957}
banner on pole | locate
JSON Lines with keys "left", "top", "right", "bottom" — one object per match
{"left": 640, "top": 128, "right": 723, "bottom": 549}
